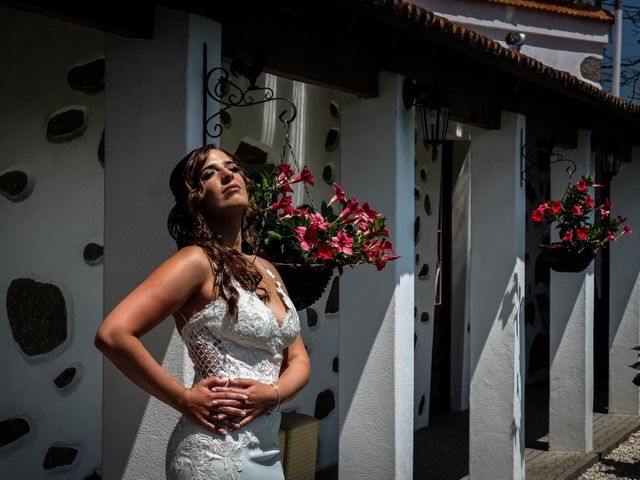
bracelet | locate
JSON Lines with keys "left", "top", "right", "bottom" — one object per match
{"left": 267, "top": 382, "right": 280, "bottom": 415}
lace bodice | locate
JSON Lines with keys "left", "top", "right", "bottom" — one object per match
{"left": 167, "top": 260, "right": 299, "bottom": 480}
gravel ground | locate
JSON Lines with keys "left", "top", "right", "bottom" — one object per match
{"left": 579, "top": 431, "right": 640, "bottom": 480}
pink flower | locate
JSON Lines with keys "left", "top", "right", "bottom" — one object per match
{"left": 562, "top": 230, "right": 573, "bottom": 242}
{"left": 328, "top": 183, "right": 347, "bottom": 206}
{"left": 312, "top": 242, "right": 335, "bottom": 260}
{"left": 584, "top": 195, "right": 595, "bottom": 208}
{"left": 330, "top": 231, "right": 354, "bottom": 255}
{"left": 277, "top": 182, "right": 294, "bottom": 194}
{"left": 623, "top": 225, "right": 633, "bottom": 234}
{"left": 576, "top": 228, "right": 589, "bottom": 240}
{"left": 603, "top": 199, "right": 614, "bottom": 209}
{"left": 338, "top": 198, "right": 361, "bottom": 219}
{"left": 571, "top": 205, "right": 584, "bottom": 216}
{"left": 599, "top": 208, "right": 610, "bottom": 218}
{"left": 267, "top": 195, "right": 293, "bottom": 212}
{"left": 549, "top": 200, "right": 563, "bottom": 214}
{"left": 305, "top": 211, "right": 329, "bottom": 231}
{"left": 277, "top": 164, "right": 295, "bottom": 184}
{"left": 576, "top": 180, "right": 588, "bottom": 192}
{"left": 290, "top": 166, "right": 314, "bottom": 186}
{"left": 605, "top": 231, "right": 616, "bottom": 242}
{"left": 295, "top": 226, "right": 319, "bottom": 252}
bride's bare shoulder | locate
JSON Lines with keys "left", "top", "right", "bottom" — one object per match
{"left": 169, "top": 245, "right": 214, "bottom": 279}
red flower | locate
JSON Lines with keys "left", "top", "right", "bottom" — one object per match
{"left": 599, "top": 208, "right": 610, "bottom": 218}
{"left": 584, "top": 195, "right": 595, "bottom": 208}
{"left": 295, "top": 226, "right": 319, "bottom": 252}
{"left": 606, "top": 231, "right": 616, "bottom": 242}
{"left": 277, "top": 164, "right": 295, "bottom": 184}
{"left": 330, "top": 231, "right": 354, "bottom": 255}
{"left": 328, "top": 183, "right": 347, "bottom": 206}
{"left": 576, "top": 180, "right": 588, "bottom": 192}
{"left": 305, "top": 211, "right": 329, "bottom": 231}
{"left": 576, "top": 228, "right": 589, "bottom": 240}
{"left": 549, "top": 200, "right": 563, "bottom": 214}
{"left": 623, "top": 225, "right": 633, "bottom": 234}
{"left": 312, "top": 242, "right": 335, "bottom": 260}
{"left": 531, "top": 208, "right": 545, "bottom": 222}
{"left": 571, "top": 205, "right": 583, "bottom": 216}
{"left": 562, "top": 230, "right": 573, "bottom": 242}
{"left": 290, "top": 166, "right": 314, "bottom": 186}
{"left": 268, "top": 195, "right": 293, "bottom": 212}
{"left": 603, "top": 199, "right": 613, "bottom": 208}
{"left": 277, "top": 182, "right": 294, "bottom": 194}
{"left": 338, "top": 198, "right": 361, "bottom": 219}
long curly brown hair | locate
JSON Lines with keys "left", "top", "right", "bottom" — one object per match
{"left": 167, "top": 144, "right": 270, "bottom": 320}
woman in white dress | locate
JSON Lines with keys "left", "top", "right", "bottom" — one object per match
{"left": 95, "top": 145, "right": 311, "bottom": 479}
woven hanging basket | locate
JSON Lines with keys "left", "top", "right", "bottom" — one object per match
{"left": 540, "top": 244, "right": 595, "bottom": 273}
{"left": 271, "top": 262, "right": 335, "bottom": 311}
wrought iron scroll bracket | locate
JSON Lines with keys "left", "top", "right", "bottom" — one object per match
{"left": 202, "top": 43, "right": 297, "bottom": 145}
{"left": 520, "top": 137, "right": 577, "bottom": 185}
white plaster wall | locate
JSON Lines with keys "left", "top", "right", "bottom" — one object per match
{"left": 219, "top": 72, "right": 355, "bottom": 470}
{"left": 413, "top": 132, "right": 442, "bottom": 429}
{"left": 420, "top": 0, "right": 610, "bottom": 86}
{"left": 0, "top": 6, "right": 104, "bottom": 479}
{"left": 103, "top": 7, "right": 220, "bottom": 479}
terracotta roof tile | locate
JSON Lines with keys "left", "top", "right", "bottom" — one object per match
{"left": 374, "top": 0, "right": 640, "bottom": 116}
{"left": 487, "top": 0, "right": 614, "bottom": 22}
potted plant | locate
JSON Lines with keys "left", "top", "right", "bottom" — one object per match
{"left": 248, "top": 163, "right": 399, "bottom": 310}
{"left": 530, "top": 175, "right": 631, "bottom": 273}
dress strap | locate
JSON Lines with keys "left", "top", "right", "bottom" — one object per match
{"left": 255, "top": 257, "right": 284, "bottom": 292}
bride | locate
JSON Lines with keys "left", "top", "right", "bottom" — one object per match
{"left": 95, "top": 145, "right": 310, "bottom": 479}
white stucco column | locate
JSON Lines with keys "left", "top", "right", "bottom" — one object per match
{"left": 549, "top": 129, "right": 594, "bottom": 453}
{"left": 103, "top": 7, "right": 221, "bottom": 479}
{"left": 469, "top": 112, "right": 526, "bottom": 480}
{"left": 339, "top": 71, "right": 414, "bottom": 480}
{"left": 609, "top": 149, "right": 640, "bottom": 414}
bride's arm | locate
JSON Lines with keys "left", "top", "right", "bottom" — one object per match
{"left": 95, "top": 246, "right": 240, "bottom": 434}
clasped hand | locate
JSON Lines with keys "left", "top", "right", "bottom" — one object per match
{"left": 179, "top": 376, "right": 278, "bottom": 437}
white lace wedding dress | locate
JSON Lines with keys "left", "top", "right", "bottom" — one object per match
{"left": 166, "top": 260, "right": 300, "bottom": 480}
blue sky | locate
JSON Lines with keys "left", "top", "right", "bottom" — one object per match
{"left": 603, "top": 0, "right": 640, "bottom": 101}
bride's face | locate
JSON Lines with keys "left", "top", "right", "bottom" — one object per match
{"left": 199, "top": 149, "right": 249, "bottom": 218}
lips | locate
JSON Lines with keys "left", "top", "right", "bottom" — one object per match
{"left": 223, "top": 184, "right": 241, "bottom": 194}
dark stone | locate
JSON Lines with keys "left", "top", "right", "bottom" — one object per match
{"left": 7, "top": 278, "right": 67, "bottom": 356}
{"left": 325, "top": 277, "right": 339, "bottom": 314}
{"left": 414, "top": 306, "right": 417, "bottom": 319}
{"left": 306, "top": 307, "right": 318, "bottom": 328}
{"left": 332, "top": 357, "right": 339, "bottom": 373}
{"left": 46, "top": 108, "right": 87, "bottom": 143}
{"left": 67, "top": 58, "right": 105, "bottom": 94}
{"left": 84, "top": 472, "right": 101, "bottom": 480}
{"left": 414, "top": 333, "right": 417, "bottom": 349}
{"left": 98, "top": 130, "right": 104, "bottom": 167}
{"left": 418, "top": 264, "right": 429, "bottom": 280}
{"left": 234, "top": 141, "right": 268, "bottom": 164}
{"left": 322, "top": 164, "right": 333, "bottom": 185}
{"left": 414, "top": 188, "right": 420, "bottom": 201}
{"left": 53, "top": 367, "right": 77, "bottom": 389}
{"left": 420, "top": 311, "right": 429, "bottom": 323}
{"left": 415, "top": 253, "right": 420, "bottom": 265}
{"left": 418, "top": 395, "right": 425, "bottom": 415}
{"left": 43, "top": 446, "right": 78, "bottom": 470}
{"left": 329, "top": 101, "right": 339, "bottom": 119}
{"left": 424, "top": 194, "right": 432, "bottom": 215}
{"left": 220, "top": 110, "right": 232, "bottom": 129}
{"left": 0, "top": 170, "right": 29, "bottom": 200}
{"left": 325, "top": 128, "right": 340, "bottom": 152}
{"left": 83, "top": 243, "right": 104, "bottom": 265}
{"left": 0, "top": 418, "right": 30, "bottom": 447}
{"left": 314, "top": 389, "right": 335, "bottom": 419}
{"left": 420, "top": 168, "right": 427, "bottom": 182}
{"left": 414, "top": 216, "right": 421, "bottom": 244}
{"left": 580, "top": 56, "right": 601, "bottom": 84}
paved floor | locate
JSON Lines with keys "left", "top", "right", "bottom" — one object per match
{"left": 316, "top": 384, "right": 640, "bottom": 480}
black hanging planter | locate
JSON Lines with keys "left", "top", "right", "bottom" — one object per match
{"left": 540, "top": 244, "right": 595, "bottom": 273}
{"left": 271, "top": 262, "right": 335, "bottom": 311}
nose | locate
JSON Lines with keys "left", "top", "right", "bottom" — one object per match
{"left": 219, "top": 166, "right": 235, "bottom": 183}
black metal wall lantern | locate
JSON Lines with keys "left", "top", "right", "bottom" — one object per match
{"left": 594, "top": 141, "right": 630, "bottom": 180}
{"left": 403, "top": 77, "right": 450, "bottom": 161}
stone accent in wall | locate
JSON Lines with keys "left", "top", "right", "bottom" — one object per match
{"left": 418, "top": 395, "right": 425, "bottom": 415}
{"left": 67, "top": 58, "right": 105, "bottom": 94}
{"left": 43, "top": 445, "right": 78, "bottom": 470}
{"left": 314, "top": 389, "right": 335, "bottom": 419}
{"left": 418, "top": 264, "right": 429, "bottom": 280}
{"left": 329, "top": 101, "right": 339, "bottom": 119}
{"left": 414, "top": 187, "right": 421, "bottom": 200}
{"left": 0, "top": 418, "right": 30, "bottom": 447}
{"left": 98, "top": 129, "right": 105, "bottom": 167}
{"left": 424, "top": 194, "right": 432, "bottom": 215}
{"left": 220, "top": 110, "right": 232, "bottom": 129}
{"left": 325, "top": 128, "right": 339, "bottom": 152}
{"left": 420, "top": 312, "right": 430, "bottom": 324}
{"left": 0, "top": 170, "right": 32, "bottom": 201}
{"left": 415, "top": 253, "right": 420, "bottom": 265}
{"left": 53, "top": 367, "right": 77, "bottom": 389}
{"left": 46, "top": 107, "right": 88, "bottom": 143}
{"left": 83, "top": 243, "right": 104, "bottom": 265}
{"left": 325, "top": 277, "right": 339, "bottom": 314}
{"left": 332, "top": 357, "right": 339, "bottom": 373}
{"left": 322, "top": 163, "right": 334, "bottom": 185}
{"left": 7, "top": 278, "right": 67, "bottom": 357}
{"left": 414, "top": 216, "right": 421, "bottom": 244}
{"left": 235, "top": 140, "right": 268, "bottom": 164}
{"left": 306, "top": 307, "right": 318, "bottom": 328}
{"left": 420, "top": 167, "right": 427, "bottom": 182}
{"left": 580, "top": 56, "right": 601, "bottom": 84}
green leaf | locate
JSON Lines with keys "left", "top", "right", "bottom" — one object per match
{"left": 267, "top": 230, "right": 283, "bottom": 240}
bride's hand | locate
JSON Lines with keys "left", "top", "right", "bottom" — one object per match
{"left": 179, "top": 376, "right": 248, "bottom": 436}
{"left": 222, "top": 378, "right": 279, "bottom": 428}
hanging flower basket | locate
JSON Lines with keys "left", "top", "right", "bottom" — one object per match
{"left": 271, "top": 262, "right": 335, "bottom": 311}
{"left": 540, "top": 244, "right": 595, "bottom": 273}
